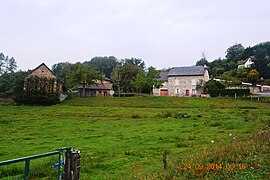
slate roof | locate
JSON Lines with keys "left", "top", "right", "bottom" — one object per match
{"left": 159, "top": 70, "right": 170, "bottom": 81}
{"left": 77, "top": 83, "right": 112, "bottom": 90}
{"left": 167, "top": 66, "right": 205, "bottom": 76}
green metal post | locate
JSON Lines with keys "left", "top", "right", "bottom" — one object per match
{"left": 0, "top": 147, "right": 73, "bottom": 179}
{"left": 24, "top": 159, "right": 30, "bottom": 180}
{"left": 58, "top": 151, "right": 62, "bottom": 180}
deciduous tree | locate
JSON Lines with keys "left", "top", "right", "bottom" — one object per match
{"left": 67, "top": 63, "right": 103, "bottom": 97}
{"left": 247, "top": 69, "right": 259, "bottom": 85}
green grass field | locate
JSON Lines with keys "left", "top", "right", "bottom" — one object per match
{"left": 0, "top": 96, "right": 269, "bottom": 179}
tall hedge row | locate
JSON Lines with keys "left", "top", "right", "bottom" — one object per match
{"left": 208, "top": 89, "right": 250, "bottom": 97}
{"left": 13, "top": 76, "right": 62, "bottom": 105}
{"left": 14, "top": 92, "right": 60, "bottom": 105}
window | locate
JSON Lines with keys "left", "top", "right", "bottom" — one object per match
{"left": 175, "top": 79, "right": 179, "bottom": 86}
{"left": 192, "top": 79, "right": 196, "bottom": 86}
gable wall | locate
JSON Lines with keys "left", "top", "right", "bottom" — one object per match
{"left": 24, "top": 64, "right": 63, "bottom": 93}
{"left": 27, "top": 65, "right": 57, "bottom": 79}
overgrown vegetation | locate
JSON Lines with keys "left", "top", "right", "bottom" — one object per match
{"left": 151, "top": 127, "right": 270, "bottom": 179}
{"left": 208, "top": 89, "right": 250, "bottom": 97}
{"left": 0, "top": 97, "right": 269, "bottom": 179}
{"left": 13, "top": 76, "right": 61, "bottom": 105}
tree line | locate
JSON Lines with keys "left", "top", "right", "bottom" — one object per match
{"left": 0, "top": 54, "right": 162, "bottom": 99}
{"left": 52, "top": 57, "right": 162, "bottom": 95}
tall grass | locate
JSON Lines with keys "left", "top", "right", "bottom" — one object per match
{"left": 149, "top": 127, "right": 270, "bottom": 179}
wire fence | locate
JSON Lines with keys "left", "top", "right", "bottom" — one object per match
{"left": 213, "top": 93, "right": 270, "bottom": 103}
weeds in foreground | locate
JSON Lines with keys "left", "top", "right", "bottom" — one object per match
{"left": 148, "top": 126, "right": 270, "bottom": 179}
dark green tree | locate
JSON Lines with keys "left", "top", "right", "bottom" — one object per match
{"left": 0, "top": 71, "right": 27, "bottom": 97}
{"left": 252, "top": 42, "right": 270, "bottom": 79}
{"left": 208, "top": 58, "right": 226, "bottom": 76}
{"left": 122, "top": 58, "right": 145, "bottom": 69}
{"left": 84, "top": 56, "right": 119, "bottom": 78}
{"left": 111, "top": 63, "right": 142, "bottom": 92}
{"left": 131, "top": 69, "right": 147, "bottom": 93}
{"left": 110, "top": 66, "right": 122, "bottom": 96}
{"left": 205, "top": 80, "right": 225, "bottom": 91}
{"left": 67, "top": 63, "right": 103, "bottom": 97}
{"left": 52, "top": 62, "right": 73, "bottom": 83}
{"left": 145, "top": 66, "right": 163, "bottom": 94}
{"left": 240, "top": 46, "right": 255, "bottom": 60}
{"left": 225, "top": 44, "right": 245, "bottom": 63}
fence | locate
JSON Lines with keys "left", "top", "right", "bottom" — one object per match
{"left": 0, "top": 147, "right": 80, "bottom": 180}
{"left": 213, "top": 93, "right": 270, "bottom": 103}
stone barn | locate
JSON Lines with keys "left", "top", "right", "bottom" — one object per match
{"left": 24, "top": 63, "right": 63, "bottom": 94}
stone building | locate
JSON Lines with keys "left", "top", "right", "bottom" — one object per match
{"left": 153, "top": 65, "right": 209, "bottom": 97}
{"left": 24, "top": 63, "right": 63, "bottom": 94}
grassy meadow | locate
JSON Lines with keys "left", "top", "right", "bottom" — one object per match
{"left": 0, "top": 96, "right": 269, "bottom": 179}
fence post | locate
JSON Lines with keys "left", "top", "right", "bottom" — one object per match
{"left": 24, "top": 159, "right": 30, "bottom": 180}
{"left": 64, "top": 151, "right": 72, "bottom": 180}
{"left": 71, "top": 150, "right": 81, "bottom": 180}
{"left": 64, "top": 150, "right": 80, "bottom": 180}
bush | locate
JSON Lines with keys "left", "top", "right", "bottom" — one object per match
{"left": 208, "top": 89, "right": 250, "bottom": 97}
{"left": 13, "top": 93, "right": 60, "bottom": 105}
{"left": 0, "top": 91, "right": 13, "bottom": 98}
{"left": 205, "top": 80, "right": 225, "bottom": 90}
{"left": 113, "top": 93, "right": 136, "bottom": 97}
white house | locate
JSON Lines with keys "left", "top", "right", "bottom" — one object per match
{"left": 238, "top": 57, "right": 254, "bottom": 69}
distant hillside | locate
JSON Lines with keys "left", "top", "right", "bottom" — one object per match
{"left": 196, "top": 41, "right": 270, "bottom": 85}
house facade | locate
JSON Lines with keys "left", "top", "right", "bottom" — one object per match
{"left": 24, "top": 63, "right": 63, "bottom": 94}
{"left": 153, "top": 65, "right": 209, "bottom": 97}
{"left": 77, "top": 77, "right": 113, "bottom": 97}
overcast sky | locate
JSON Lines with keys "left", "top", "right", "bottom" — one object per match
{"left": 0, "top": 0, "right": 269, "bottom": 71}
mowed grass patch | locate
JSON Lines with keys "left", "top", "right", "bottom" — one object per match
{"left": 0, "top": 97, "right": 269, "bottom": 179}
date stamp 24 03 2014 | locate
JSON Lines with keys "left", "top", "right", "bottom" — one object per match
{"left": 181, "top": 163, "right": 247, "bottom": 171}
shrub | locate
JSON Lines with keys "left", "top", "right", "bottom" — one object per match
{"left": 113, "top": 93, "right": 136, "bottom": 97}
{"left": 208, "top": 89, "right": 250, "bottom": 97}
{"left": 13, "top": 93, "right": 60, "bottom": 105}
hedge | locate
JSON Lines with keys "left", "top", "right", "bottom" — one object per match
{"left": 13, "top": 93, "right": 60, "bottom": 105}
{"left": 113, "top": 93, "right": 136, "bottom": 97}
{"left": 208, "top": 89, "right": 250, "bottom": 97}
